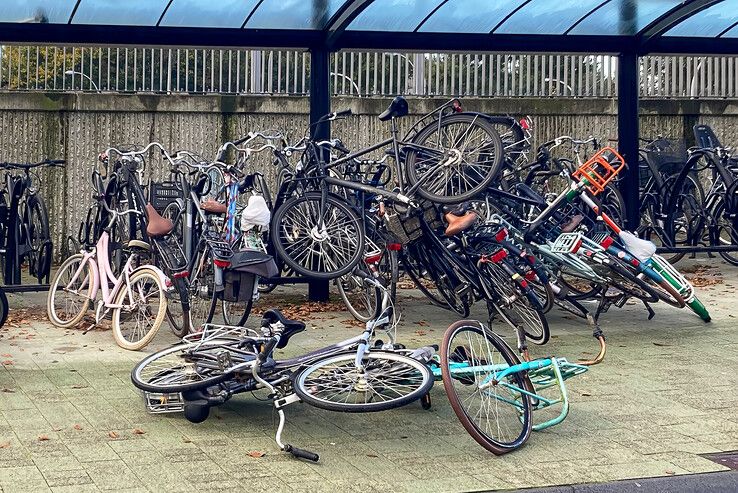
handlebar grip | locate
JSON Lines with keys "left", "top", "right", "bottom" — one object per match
{"left": 233, "top": 136, "right": 250, "bottom": 146}
{"left": 334, "top": 109, "right": 352, "bottom": 118}
{"left": 334, "top": 140, "right": 350, "bottom": 154}
{"left": 284, "top": 444, "right": 319, "bottom": 462}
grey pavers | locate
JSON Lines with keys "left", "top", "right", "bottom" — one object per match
{"left": 0, "top": 258, "right": 737, "bottom": 492}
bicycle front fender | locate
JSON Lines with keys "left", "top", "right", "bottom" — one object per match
{"left": 131, "top": 265, "right": 172, "bottom": 293}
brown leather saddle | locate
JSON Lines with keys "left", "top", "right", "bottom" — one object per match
{"left": 145, "top": 203, "right": 174, "bottom": 238}
{"left": 444, "top": 211, "right": 478, "bottom": 236}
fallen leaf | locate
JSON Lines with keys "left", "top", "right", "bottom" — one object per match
{"left": 132, "top": 428, "right": 145, "bottom": 435}
{"left": 108, "top": 431, "right": 120, "bottom": 439}
{"left": 1, "top": 354, "right": 11, "bottom": 358}
{"left": 38, "top": 435, "right": 49, "bottom": 441}
{"left": 70, "top": 384, "right": 87, "bottom": 389}
{"left": 73, "top": 424, "right": 83, "bottom": 430}
{"left": 246, "top": 451, "right": 266, "bottom": 458}
{"left": 665, "top": 470, "right": 675, "bottom": 475}
{"left": 2, "top": 361, "right": 13, "bottom": 365}
{"left": 414, "top": 330, "right": 428, "bottom": 336}
{"left": 52, "top": 427, "right": 62, "bottom": 432}
{"left": 652, "top": 342, "right": 671, "bottom": 347}
{"left": 0, "top": 442, "right": 10, "bottom": 449}
{"left": 1, "top": 388, "right": 15, "bottom": 393}
{"left": 581, "top": 392, "right": 592, "bottom": 397}
{"left": 366, "top": 453, "right": 379, "bottom": 458}
{"left": 182, "top": 437, "right": 191, "bottom": 443}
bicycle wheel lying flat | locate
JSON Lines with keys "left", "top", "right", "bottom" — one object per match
{"left": 131, "top": 339, "right": 249, "bottom": 393}
{"left": 406, "top": 114, "right": 503, "bottom": 204}
{"left": 293, "top": 351, "right": 433, "bottom": 412}
{"left": 271, "top": 192, "right": 364, "bottom": 280}
{"left": 441, "top": 320, "right": 532, "bottom": 455}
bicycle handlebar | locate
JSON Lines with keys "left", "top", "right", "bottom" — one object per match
{"left": 0, "top": 159, "right": 65, "bottom": 170}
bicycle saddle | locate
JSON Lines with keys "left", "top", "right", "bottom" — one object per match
{"left": 560, "top": 214, "right": 584, "bottom": 233}
{"left": 379, "top": 96, "right": 409, "bottom": 121}
{"left": 444, "top": 210, "right": 478, "bottom": 237}
{"left": 260, "top": 309, "right": 306, "bottom": 349}
{"left": 145, "top": 203, "right": 174, "bottom": 238}
{"left": 513, "top": 183, "right": 548, "bottom": 207}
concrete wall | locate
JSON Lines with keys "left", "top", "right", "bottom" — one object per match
{"left": 1, "top": 91, "right": 737, "bottom": 259}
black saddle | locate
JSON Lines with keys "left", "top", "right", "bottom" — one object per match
{"left": 379, "top": 96, "right": 409, "bottom": 121}
{"left": 261, "top": 309, "right": 306, "bottom": 349}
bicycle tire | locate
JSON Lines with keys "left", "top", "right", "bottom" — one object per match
{"left": 406, "top": 113, "right": 503, "bottom": 204}
{"left": 0, "top": 287, "right": 8, "bottom": 329}
{"left": 440, "top": 320, "right": 533, "bottom": 455}
{"left": 26, "top": 195, "right": 52, "bottom": 282}
{"left": 111, "top": 267, "right": 168, "bottom": 351}
{"left": 400, "top": 245, "right": 452, "bottom": 309}
{"left": 292, "top": 350, "right": 434, "bottom": 412}
{"left": 336, "top": 272, "right": 382, "bottom": 323}
{"left": 46, "top": 254, "right": 93, "bottom": 328}
{"left": 480, "top": 256, "right": 549, "bottom": 345}
{"left": 166, "top": 276, "right": 190, "bottom": 338}
{"left": 188, "top": 243, "right": 218, "bottom": 331}
{"left": 131, "top": 339, "right": 246, "bottom": 393}
{"left": 711, "top": 199, "right": 738, "bottom": 266}
{"left": 271, "top": 192, "right": 364, "bottom": 280}
{"left": 221, "top": 296, "right": 254, "bottom": 327}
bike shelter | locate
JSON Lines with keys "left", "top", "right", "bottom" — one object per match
{"left": 2, "top": 1, "right": 738, "bottom": 298}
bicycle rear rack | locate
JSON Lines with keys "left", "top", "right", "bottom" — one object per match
{"left": 142, "top": 391, "right": 184, "bottom": 413}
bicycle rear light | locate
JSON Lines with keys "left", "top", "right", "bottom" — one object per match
{"left": 490, "top": 249, "right": 508, "bottom": 263}
{"left": 364, "top": 253, "right": 382, "bottom": 264}
{"left": 387, "top": 243, "right": 402, "bottom": 251}
{"left": 213, "top": 259, "right": 231, "bottom": 268}
{"left": 495, "top": 228, "right": 508, "bottom": 242}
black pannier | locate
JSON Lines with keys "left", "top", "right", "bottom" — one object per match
{"left": 223, "top": 251, "right": 278, "bottom": 302}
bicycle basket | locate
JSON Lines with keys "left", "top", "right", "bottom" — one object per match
{"left": 384, "top": 201, "right": 441, "bottom": 245}
{"left": 149, "top": 181, "right": 183, "bottom": 212}
{"left": 142, "top": 391, "right": 184, "bottom": 413}
{"left": 572, "top": 147, "right": 625, "bottom": 196}
{"left": 644, "top": 139, "right": 687, "bottom": 175}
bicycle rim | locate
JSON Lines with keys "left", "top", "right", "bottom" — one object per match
{"left": 112, "top": 268, "right": 167, "bottom": 351}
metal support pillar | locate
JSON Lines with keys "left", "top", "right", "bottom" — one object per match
{"left": 617, "top": 51, "right": 640, "bottom": 231}
{"left": 307, "top": 47, "right": 331, "bottom": 302}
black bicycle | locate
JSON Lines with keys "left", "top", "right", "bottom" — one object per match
{"left": 0, "top": 159, "right": 64, "bottom": 285}
{"left": 270, "top": 97, "right": 504, "bottom": 280}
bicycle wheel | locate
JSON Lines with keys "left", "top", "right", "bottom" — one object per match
{"left": 336, "top": 272, "right": 381, "bottom": 323}
{"left": 131, "top": 339, "right": 247, "bottom": 393}
{"left": 293, "top": 350, "right": 434, "bottom": 412}
{"left": 25, "top": 195, "right": 52, "bottom": 282}
{"left": 481, "top": 258, "right": 550, "bottom": 345}
{"left": 400, "top": 244, "right": 451, "bottom": 308}
{"left": 166, "top": 276, "right": 190, "bottom": 338}
{"left": 221, "top": 296, "right": 253, "bottom": 327}
{"left": 602, "top": 257, "right": 659, "bottom": 303}
{"left": 0, "top": 287, "right": 8, "bottom": 329}
{"left": 111, "top": 267, "right": 168, "bottom": 351}
{"left": 46, "top": 254, "right": 93, "bottom": 328}
{"left": 440, "top": 320, "right": 532, "bottom": 454}
{"left": 406, "top": 114, "right": 503, "bottom": 204}
{"left": 712, "top": 200, "right": 738, "bottom": 266}
{"left": 271, "top": 192, "right": 364, "bottom": 280}
{"left": 188, "top": 243, "right": 218, "bottom": 331}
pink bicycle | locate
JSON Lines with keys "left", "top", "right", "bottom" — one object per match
{"left": 47, "top": 173, "right": 171, "bottom": 350}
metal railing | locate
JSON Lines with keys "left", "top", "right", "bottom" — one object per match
{"left": 0, "top": 45, "right": 736, "bottom": 99}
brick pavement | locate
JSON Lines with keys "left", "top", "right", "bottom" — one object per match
{"left": 0, "top": 258, "right": 736, "bottom": 492}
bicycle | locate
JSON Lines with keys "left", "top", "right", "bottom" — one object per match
{"left": 131, "top": 273, "right": 433, "bottom": 461}
{"left": 0, "top": 286, "right": 7, "bottom": 329}
{"left": 270, "top": 97, "right": 504, "bottom": 280}
{"left": 47, "top": 170, "right": 171, "bottom": 350}
{"left": 0, "top": 159, "right": 64, "bottom": 285}
{"left": 437, "top": 319, "right": 587, "bottom": 454}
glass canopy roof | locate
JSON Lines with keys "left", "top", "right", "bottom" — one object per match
{"left": 0, "top": 0, "right": 735, "bottom": 51}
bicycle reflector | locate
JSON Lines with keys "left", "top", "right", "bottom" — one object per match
{"left": 495, "top": 228, "right": 508, "bottom": 242}
{"left": 572, "top": 147, "right": 625, "bottom": 196}
{"left": 490, "top": 249, "right": 508, "bottom": 263}
{"left": 519, "top": 118, "right": 530, "bottom": 130}
{"left": 364, "top": 252, "right": 382, "bottom": 264}
{"left": 213, "top": 259, "right": 231, "bottom": 268}
{"left": 387, "top": 243, "right": 402, "bottom": 252}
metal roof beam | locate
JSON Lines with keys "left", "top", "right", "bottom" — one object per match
{"left": 324, "top": 0, "right": 375, "bottom": 50}
{"left": 335, "top": 31, "right": 635, "bottom": 53}
{"left": 639, "top": 0, "right": 724, "bottom": 46}
{"left": 0, "top": 24, "right": 322, "bottom": 49}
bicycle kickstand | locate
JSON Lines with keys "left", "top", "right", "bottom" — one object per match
{"left": 578, "top": 315, "right": 606, "bottom": 366}
{"left": 642, "top": 300, "right": 656, "bottom": 320}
